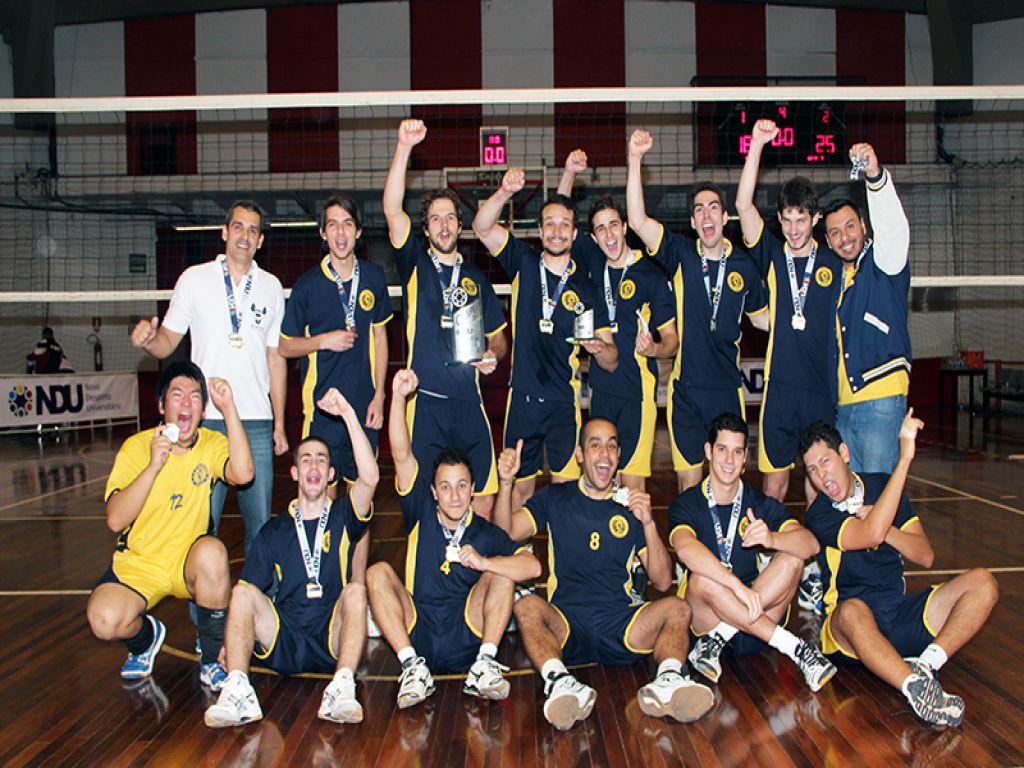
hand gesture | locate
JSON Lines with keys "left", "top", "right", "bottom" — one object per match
{"left": 849, "top": 142, "right": 880, "bottom": 178}
{"left": 457, "top": 543, "right": 488, "bottom": 572}
{"left": 319, "top": 329, "right": 357, "bottom": 353}
{"left": 628, "top": 489, "right": 653, "bottom": 525}
{"left": 398, "top": 119, "right": 427, "bottom": 147}
{"left": 898, "top": 407, "right": 924, "bottom": 463}
{"left": 635, "top": 330, "right": 654, "bottom": 357}
{"left": 131, "top": 316, "right": 159, "bottom": 349}
{"left": 502, "top": 168, "right": 526, "bottom": 195}
{"left": 149, "top": 424, "right": 174, "bottom": 469}
{"left": 365, "top": 395, "right": 385, "bottom": 430}
{"left": 732, "top": 582, "right": 763, "bottom": 625}
{"left": 751, "top": 119, "right": 779, "bottom": 148}
{"left": 565, "top": 149, "right": 588, "bottom": 174}
{"left": 318, "top": 387, "right": 353, "bottom": 418}
{"left": 208, "top": 377, "right": 235, "bottom": 414}
{"left": 629, "top": 129, "right": 653, "bottom": 159}
{"left": 497, "top": 439, "right": 523, "bottom": 484}
{"left": 392, "top": 368, "right": 419, "bottom": 399}
{"left": 740, "top": 509, "right": 774, "bottom": 550}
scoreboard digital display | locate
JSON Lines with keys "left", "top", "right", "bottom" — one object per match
{"left": 710, "top": 102, "right": 847, "bottom": 167}
{"left": 479, "top": 126, "right": 509, "bottom": 167}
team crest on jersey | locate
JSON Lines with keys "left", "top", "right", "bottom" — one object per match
{"left": 359, "top": 289, "right": 375, "bottom": 311}
{"left": 738, "top": 516, "right": 750, "bottom": 537}
{"left": 815, "top": 267, "right": 833, "bottom": 287}
{"left": 561, "top": 290, "right": 580, "bottom": 312}
{"left": 609, "top": 514, "right": 629, "bottom": 539}
{"left": 619, "top": 279, "right": 636, "bottom": 300}
{"left": 322, "top": 530, "right": 331, "bottom": 553}
{"left": 461, "top": 277, "right": 478, "bottom": 297}
{"left": 727, "top": 272, "right": 744, "bottom": 292}
{"left": 191, "top": 464, "right": 210, "bottom": 486}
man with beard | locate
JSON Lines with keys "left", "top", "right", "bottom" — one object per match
{"left": 204, "top": 389, "right": 377, "bottom": 727}
{"left": 384, "top": 120, "right": 508, "bottom": 519}
{"left": 366, "top": 369, "right": 540, "bottom": 710}
{"left": 800, "top": 413, "right": 998, "bottom": 727}
{"left": 494, "top": 418, "right": 714, "bottom": 731}
{"left": 625, "top": 130, "right": 769, "bottom": 493}
{"left": 474, "top": 168, "right": 618, "bottom": 512}
{"left": 822, "top": 142, "right": 911, "bottom": 474}
{"left": 87, "top": 362, "right": 253, "bottom": 689}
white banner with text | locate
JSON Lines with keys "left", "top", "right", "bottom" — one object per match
{"left": 1, "top": 372, "right": 138, "bottom": 428}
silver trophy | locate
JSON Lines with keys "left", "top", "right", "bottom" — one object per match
{"left": 452, "top": 299, "right": 485, "bottom": 363}
{"left": 568, "top": 306, "right": 595, "bottom": 342}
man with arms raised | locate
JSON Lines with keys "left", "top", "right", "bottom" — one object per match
{"left": 384, "top": 120, "right": 508, "bottom": 518}
{"left": 366, "top": 369, "right": 540, "bottom": 709}
{"left": 627, "top": 130, "right": 769, "bottom": 493}
{"left": 204, "top": 388, "right": 377, "bottom": 727}
{"left": 669, "top": 412, "right": 835, "bottom": 690}
{"left": 474, "top": 169, "right": 618, "bottom": 511}
{"left": 131, "top": 200, "right": 288, "bottom": 554}
{"left": 800, "top": 412, "right": 998, "bottom": 727}
{"left": 494, "top": 418, "right": 714, "bottom": 731}
{"left": 87, "top": 362, "right": 253, "bottom": 689}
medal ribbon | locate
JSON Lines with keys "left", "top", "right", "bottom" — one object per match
{"left": 291, "top": 499, "right": 331, "bottom": 589}
{"left": 704, "top": 477, "right": 744, "bottom": 566}
{"left": 429, "top": 250, "right": 463, "bottom": 324}
{"left": 603, "top": 252, "right": 635, "bottom": 326}
{"left": 833, "top": 475, "right": 865, "bottom": 513}
{"left": 699, "top": 242, "right": 730, "bottom": 331}
{"left": 784, "top": 241, "right": 817, "bottom": 322}
{"left": 540, "top": 259, "right": 573, "bottom": 323}
{"left": 220, "top": 256, "right": 254, "bottom": 335}
{"left": 325, "top": 256, "right": 361, "bottom": 330}
{"left": 437, "top": 507, "right": 471, "bottom": 550}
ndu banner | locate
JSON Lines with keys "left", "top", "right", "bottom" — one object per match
{"left": 740, "top": 359, "right": 766, "bottom": 405}
{"left": 1, "top": 372, "right": 138, "bottom": 427}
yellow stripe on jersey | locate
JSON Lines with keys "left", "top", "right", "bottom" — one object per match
{"left": 405, "top": 522, "right": 420, "bottom": 596}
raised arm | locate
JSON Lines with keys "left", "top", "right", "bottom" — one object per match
{"left": 855, "top": 142, "right": 910, "bottom": 275}
{"left": 383, "top": 119, "right": 427, "bottom": 245}
{"left": 388, "top": 368, "right": 419, "bottom": 491}
{"left": 625, "top": 130, "right": 664, "bottom": 252}
{"left": 735, "top": 119, "right": 778, "bottom": 246}
{"left": 473, "top": 168, "right": 525, "bottom": 254}
{"left": 318, "top": 387, "right": 380, "bottom": 515}
{"left": 492, "top": 440, "right": 536, "bottom": 541}
{"left": 557, "top": 149, "right": 588, "bottom": 196}
{"left": 209, "top": 377, "right": 255, "bottom": 486}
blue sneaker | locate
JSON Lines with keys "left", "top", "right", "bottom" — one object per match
{"left": 120, "top": 616, "right": 166, "bottom": 680}
{"left": 200, "top": 661, "right": 229, "bottom": 691}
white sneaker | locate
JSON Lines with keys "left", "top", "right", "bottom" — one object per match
{"left": 204, "top": 673, "right": 263, "bottom": 728}
{"left": 543, "top": 674, "right": 596, "bottom": 731}
{"left": 319, "top": 672, "right": 363, "bottom": 723}
{"left": 366, "top": 605, "right": 382, "bottom": 639}
{"left": 637, "top": 670, "right": 715, "bottom": 724}
{"left": 464, "top": 654, "right": 510, "bottom": 700}
{"left": 397, "top": 657, "right": 435, "bottom": 709}
{"left": 688, "top": 633, "right": 728, "bottom": 683}
{"left": 794, "top": 641, "right": 837, "bottom": 692}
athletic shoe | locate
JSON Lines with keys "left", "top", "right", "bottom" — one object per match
{"left": 688, "top": 632, "right": 728, "bottom": 683}
{"left": 200, "top": 660, "right": 229, "bottom": 691}
{"left": 319, "top": 672, "right": 363, "bottom": 723}
{"left": 542, "top": 673, "right": 596, "bottom": 731}
{"left": 120, "top": 616, "right": 166, "bottom": 680}
{"left": 204, "top": 673, "right": 263, "bottom": 728}
{"left": 798, "top": 570, "right": 825, "bottom": 616}
{"left": 637, "top": 670, "right": 715, "bottom": 724}
{"left": 464, "top": 654, "right": 511, "bottom": 700}
{"left": 904, "top": 656, "right": 936, "bottom": 680}
{"left": 794, "top": 641, "right": 837, "bottom": 692}
{"left": 397, "top": 657, "right": 435, "bottom": 709}
{"left": 904, "top": 674, "right": 965, "bottom": 727}
{"left": 629, "top": 561, "right": 649, "bottom": 607}
{"left": 366, "top": 606, "right": 382, "bottom": 640}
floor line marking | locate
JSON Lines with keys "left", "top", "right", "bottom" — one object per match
{"left": 0, "top": 475, "right": 109, "bottom": 512}
{"left": 908, "top": 474, "right": 1024, "bottom": 518}
{"left": 906, "top": 566, "right": 1024, "bottom": 576}
{"left": 0, "top": 589, "right": 91, "bottom": 596}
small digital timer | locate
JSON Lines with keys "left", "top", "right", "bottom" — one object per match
{"left": 479, "top": 126, "right": 509, "bottom": 167}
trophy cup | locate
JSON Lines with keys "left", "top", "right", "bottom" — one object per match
{"left": 452, "top": 299, "right": 485, "bottom": 363}
{"left": 567, "top": 303, "right": 595, "bottom": 343}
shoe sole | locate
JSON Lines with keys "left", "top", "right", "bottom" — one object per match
{"left": 637, "top": 684, "right": 715, "bottom": 724}
{"left": 398, "top": 684, "right": 436, "bottom": 710}
{"left": 204, "top": 710, "right": 263, "bottom": 729}
{"left": 318, "top": 704, "right": 364, "bottom": 724}
{"left": 121, "top": 619, "right": 166, "bottom": 680}
{"left": 687, "top": 651, "right": 721, "bottom": 684}
{"left": 544, "top": 690, "right": 596, "bottom": 731}
{"left": 807, "top": 664, "right": 837, "bottom": 693}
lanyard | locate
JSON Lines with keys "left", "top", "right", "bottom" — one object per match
{"left": 540, "top": 259, "right": 573, "bottom": 322}
{"left": 325, "top": 256, "right": 360, "bottom": 330}
{"left": 603, "top": 252, "right": 635, "bottom": 326}
{"left": 699, "top": 242, "right": 730, "bottom": 333}
{"left": 704, "top": 477, "right": 743, "bottom": 567}
{"left": 429, "top": 250, "right": 463, "bottom": 323}
{"left": 220, "top": 256, "right": 254, "bottom": 334}
{"left": 833, "top": 475, "right": 865, "bottom": 515}
{"left": 437, "top": 508, "right": 470, "bottom": 549}
{"left": 784, "top": 241, "right": 817, "bottom": 321}
{"left": 291, "top": 499, "right": 331, "bottom": 587}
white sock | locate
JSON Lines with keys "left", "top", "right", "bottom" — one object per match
{"left": 334, "top": 667, "right": 354, "bottom": 681}
{"left": 226, "top": 669, "right": 249, "bottom": 684}
{"left": 541, "top": 658, "right": 568, "bottom": 681}
{"left": 479, "top": 642, "right": 498, "bottom": 659}
{"left": 397, "top": 646, "right": 416, "bottom": 666}
{"left": 712, "top": 622, "right": 739, "bottom": 642}
{"left": 919, "top": 643, "right": 948, "bottom": 671}
{"left": 657, "top": 658, "right": 682, "bottom": 677}
{"left": 768, "top": 626, "right": 801, "bottom": 660}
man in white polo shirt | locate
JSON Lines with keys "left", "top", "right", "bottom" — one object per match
{"left": 131, "top": 200, "right": 289, "bottom": 554}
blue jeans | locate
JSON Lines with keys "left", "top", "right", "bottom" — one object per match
{"left": 836, "top": 395, "right": 906, "bottom": 474}
{"left": 206, "top": 418, "right": 273, "bottom": 555}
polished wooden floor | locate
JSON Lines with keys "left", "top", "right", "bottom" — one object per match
{"left": 1, "top": 408, "right": 1023, "bottom": 767}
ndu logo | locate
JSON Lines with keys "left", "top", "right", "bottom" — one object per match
{"left": 8, "top": 382, "right": 84, "bottom": 418}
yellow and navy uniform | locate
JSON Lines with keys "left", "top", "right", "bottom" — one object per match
{"left": 241, "top": 494, "right": 372, "bottom": 675}
{"left": 669, "top": 481, "right": 797, "bottom": 655}
{"left": 398, "top": 468, "right": 524, "bottom": 672}
{"left": 392, "top": 226, "right": 506, "bottom": 495}
{"left": 494, "top": 232, "right": 609, "bottom": 479}
{"left": 281, "top": 257, "right": 392, "bottom": 483}
{"left": 649, "top": 227, "right": 768, "bottom": 471}
{"left": 805, "top": 473, "right": 939, "bottom": 663}
{"left": 745, "top": 226, "right": 841, "bottom": 473}
{"left": 100, "top": 427, "right": 229, "bottom": 606}
{"left": 522, "top": 481, "right": 653, "bottom": 666}
{"left": 573, "top": 237, "right": 676, "bottom": 477}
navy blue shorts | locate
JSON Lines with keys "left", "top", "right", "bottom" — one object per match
{"left": 254, "top": 598, "right": 338, "bottom": 676}
{"left": 555, "top": 601, "right": 653, "bottom": 667}
{"left": 408, "top": 595, "right": 482, "bottom": 673}
{"left": 409, "top": 391, "right": 497, "bottom": 495}
{"left": 589, "top": 390, "right": 656, "bottom": 478}
{"left": 308, "top": 411, "right": 380, "bottom": 486}
{"left": 758, "top": 380, "right": 834, "bottom": 473}
{"left": 668, "top": 382, "right": 744, "bottom": 471}
{"left": 504, "top": 389, "right": 580, "bottom": 479}
{"left": 823, "top": 587, "right": 939, "bottom": 666}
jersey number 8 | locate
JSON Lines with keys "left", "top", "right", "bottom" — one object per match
{"left": 589, "top": 532, "right": 601, "bottom": 551}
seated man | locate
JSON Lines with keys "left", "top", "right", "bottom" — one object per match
{"left": 367, "top": 369, "right": 541, "bottom": 709}
{"left": 800, "top": 411, "right": 999, "bottom": 727}
{"left": 495, "top": 417, "right": 714, "bottom": 731}
{"left": 204, "top": 388, "right": 377, "bottom": 727}
{"left": 87, "top": 362, "right": 254, "bottom": 689}
{"left": 669, "top": 412, "right": 835, "bottom": 691}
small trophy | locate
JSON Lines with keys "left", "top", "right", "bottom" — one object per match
{"left": 452, "top": 299, "right": 485, "bottom": 363}
{"left": 567, "top": 304, "right": 595, "bottom": 343}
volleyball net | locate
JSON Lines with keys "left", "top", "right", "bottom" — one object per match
{"left": 0, "top": 85, "right": 1021, "bottom": 376}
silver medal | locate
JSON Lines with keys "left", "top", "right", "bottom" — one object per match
{"left": 539, "top": 318, "right": 554, "bottom": 334}
{"left": 228, "top": 332, "right": 244, "bottom": 348}
{"left": 306, "top": 582, "right": 323, "bottom": 599}
{"left": 446, "top": 544, "right": 461, "bottom": 563}
{"left": 450, "top": 287, "right": 468, "bottom": 308}
{"left": 791, "top": 314, "right": 806, "bottom": 331}
{"left": 163, "top": 423, "right": 180, "bottom": 444}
